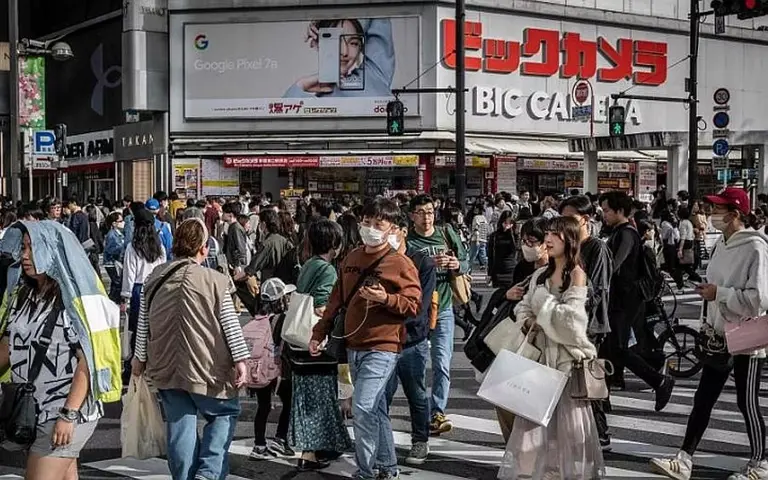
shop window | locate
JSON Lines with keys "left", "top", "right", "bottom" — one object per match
{"left": 239, "top": 169, "right": 262, "bottom": 194}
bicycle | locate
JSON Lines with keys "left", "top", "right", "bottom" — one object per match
{"left": 647, "top": 279, "right": 703, "bottom": 378}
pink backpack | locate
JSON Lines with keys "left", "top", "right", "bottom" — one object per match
{"left": 242, "top": 315, "right": 281, "bottom": 389}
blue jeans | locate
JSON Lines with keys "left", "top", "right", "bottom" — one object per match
{"left": 469, "top": 242, "right": 487, "bottom": 267}
{"left": 385, "top": 339, "right": 430, "bottom": 444}
{"left": 430, "top": 307, "right": 455, "bottom": 417}
{"left": 158, "top": 389, "right": 241, "bottom": 480}
{"left": 348, "top": 349, "right": 399, "bottom": 480}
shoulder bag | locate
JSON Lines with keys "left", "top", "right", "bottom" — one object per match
{"left": 442, "top": 227, "right": 472, "bottom": 306}
{"left": 0, "top": 296, "right": 62, "bottom": 446}
{"left": 570, "top": 358, "right": 613, "bottom": 400}
{"left": 696, "top": 300, "right": 733, "bottom": 373}
{"left": 325, "top": 250, "right": 393, "bottom": 362}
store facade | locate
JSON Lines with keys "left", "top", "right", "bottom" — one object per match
{"left": 113, "top": 121, "right": 161, "bottom": 202}
{"left": 165, "top": 0, "right": 768, "bottom": 200}
{"left": 63, "top": 130, "right": 116, "bottom": 201}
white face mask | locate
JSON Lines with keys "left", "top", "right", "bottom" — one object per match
{"left": 521, "top": 244, "right": 542, "bottom": 262}
{"left": 359, "top": 225, "right": 388, "bottom": 247}
{"left": 711, "top": 213, "right": 730, "bottom": 231}
{"left": 387, "top": 234, "right": 401, "bottom": 251}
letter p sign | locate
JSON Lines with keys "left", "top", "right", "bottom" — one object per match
{"left": 33, "top": 130, "right": 56, "bottom": 155}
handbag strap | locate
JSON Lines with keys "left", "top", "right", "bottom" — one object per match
{"left": 27, "top": 296, "right": 63, "bottom": 383}
{"left": 146, "top": 261, "right": 189, "bottom": 308}
{"left": 338, "top": 249, "right": 393, "bottom": 311}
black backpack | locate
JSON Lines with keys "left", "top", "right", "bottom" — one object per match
{"left": 274, "top": 243, "right": 301, "bottom": 285}
{"left": 636, "top": 234, "right": 665, "bottom": 302}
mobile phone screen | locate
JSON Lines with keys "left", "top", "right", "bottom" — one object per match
{"left": 318, "top": 28, "right": 342, "bottom": 84}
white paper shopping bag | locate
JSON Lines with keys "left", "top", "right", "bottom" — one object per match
{"left": 477, "top": 348, "right": 568, "bottom": 427}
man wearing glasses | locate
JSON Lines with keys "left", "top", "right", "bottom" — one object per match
{"left": 406, "top": 194, "right": 469, "bottom": 435}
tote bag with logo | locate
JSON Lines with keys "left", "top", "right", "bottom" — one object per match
{"left": 281, "top": 292, "right": 319, "bottom": 350}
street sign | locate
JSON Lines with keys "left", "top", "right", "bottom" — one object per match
{"left": 712, "top": 157, "right": 728, "bottom": 169}
{"left": 713, "top": 138, "right": 730, "bottom": 157}
{"left": 713, "top": 129, "right": 730, "bottom": 138}
{"left": 715, "top": 14, "right": 726, "bottom": 34}
{"left": 714, "top": 88, "right": 731, "bottom": 105}
{"left": 572, "top": 80, "right": 592, "bottom": 106}
{"left": 713, "top": 111, "right": 730, "bottom": 129}
{"left": 33, "top": 130, "right": 56, "bottom": 155}
{"left": 571, "top": 105, "right": 593, "bottom": 120}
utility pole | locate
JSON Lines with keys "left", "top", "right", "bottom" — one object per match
{"left": 9, "top": 0, "right": 20, "bottom": 202}
{"left": 455, "top": 0, "right": 467, "bottom": 204}
{"left": 688, "top": 0, "right": 700, "bottom": 200}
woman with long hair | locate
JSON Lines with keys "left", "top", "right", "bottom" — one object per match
{"left": 500, "top": 216, "right": 603, "bottom": 480}
{"left": 278, "top": 211, "right": 300, "bottom": 245}
{"left": 336, "top": 212, "right": 362, "bottom": 263}
{"left": 120, "top": 209, "right": 165, "bottom": 382}
{"left": 487, "top": 210, "right": 518, "bottom": 289}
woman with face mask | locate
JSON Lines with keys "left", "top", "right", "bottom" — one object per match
{"left": 651, "top": 188, "right": 768, "bottom": 480}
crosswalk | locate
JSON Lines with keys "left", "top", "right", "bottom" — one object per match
{"left": 1, "top": 369, "right": 762, "bottom": 480}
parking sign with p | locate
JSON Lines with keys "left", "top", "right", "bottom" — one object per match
{"left": 33, "top": 130, "right": 56, "bottom": 155}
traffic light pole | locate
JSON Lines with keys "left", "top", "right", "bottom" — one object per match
{"left": 687, "top": 0, "right": 700, "bottom": 201}
{"left": 455, "top": 0, "right": 467, "bottom": 205}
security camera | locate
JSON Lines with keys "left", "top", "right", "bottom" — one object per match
{"left": 49, "top": 42, "right": 74, "bottom": 61}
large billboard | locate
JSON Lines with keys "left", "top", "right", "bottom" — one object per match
{"left": 183, "top": 17, "right": 420, "bottom": 119}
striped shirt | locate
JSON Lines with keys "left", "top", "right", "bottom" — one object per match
{"left": 134, "top": 288, "right": 249, "bottom": 363}
{"left": 472, "top": 215, "right": 490, "bottom": 243}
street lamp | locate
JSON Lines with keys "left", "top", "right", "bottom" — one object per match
{"left": 9, "top": 32, "right": 74, "bottom": 201}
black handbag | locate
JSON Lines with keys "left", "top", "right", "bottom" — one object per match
{"left": 325, "top": 250, "right": 393, "bottom": 362}
{"left": 0, "top": 297, "right": 62, "bottom": 446}
{"left": 696, "top": 300, "right": 733, "bottom": 373}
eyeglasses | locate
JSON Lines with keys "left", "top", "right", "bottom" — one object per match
{"left": 413, "top": 210, "right": 435, "bottom": 217}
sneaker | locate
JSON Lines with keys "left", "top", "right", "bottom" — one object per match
{"left": 376, "top": 471, "right": 400, "bottom": 480}
{"left": 249, "top": 445, "right": 277, "bottom": 461}
{"left": 728, "top": 460, "right": 768, "bottom": 480}
{"left": 430, "top": 413, "right": 453, "bottom": 436}
{"left": 405, "top": 442, "right": 429, "bottom": 465}
{"left": 268, "top": 437, "right": 295, "bottom": 457}
{"left": 655, "top": 376, "right": 676, "bottom": 412}
{"left": 649, "top": 451, "right": 692, "bottom": 480}
{"left": 599, "top": 435, "right": 612, "bottom": 453}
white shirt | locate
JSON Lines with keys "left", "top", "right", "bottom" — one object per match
{"left": 121, "top": 243, "right": 166, "bottom": 298}
{"left": 679, "top": 219, "right": 695, "bottom": 242}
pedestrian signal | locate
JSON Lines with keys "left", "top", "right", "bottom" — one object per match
{"left": 386, "top": 100, "right": 404, "bottom": 136}
{"left": 609, "top": 105, "right": 625, "bottom": 137}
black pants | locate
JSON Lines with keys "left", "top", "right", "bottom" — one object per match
{"left": 607, "top": 301, "right": 665, "bottom": 390}
{"left": 682, "top": 356, "right": 766, "bottom": 461}
{"left": 591, "top": 336, "right": 610, "bottom": 440}
{"left": 252, "top": 377, "right": 292, "bottom": 446}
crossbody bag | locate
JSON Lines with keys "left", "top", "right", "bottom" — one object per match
{"left": 0, "top": 296, "right": 63, "bottom": 446}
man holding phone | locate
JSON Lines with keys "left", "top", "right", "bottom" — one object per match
{"left": 407, "top": 194, "right": 470, "bottom": 436}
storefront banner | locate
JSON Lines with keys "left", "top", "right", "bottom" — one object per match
{"left": 519, "top": 159, "right": 582, "bottom": 171}
{"left": 599, "top": 162, "right": 634, "bottom": 173}
{"left": 201, "top": 158, "right": 239, "bottom": 196}
{"left": 184, "top": 17, "right": 420, "bottom": 119}
{"left": 436, "top": 8, "right": 768, "bottom": 136}
{"left": 174, "top": 159, "right": 200, "bottom": 199}
{"left": 636, "top": 161, "right": 657, "bottom": 203}
{"left": 433, "top": 155, "right": 490, "bottom": 168}
{"left": 19, "top": 57, "right": 45, "bottom": 130}
{"left": 65, "top": 130, "right": 114, "bottom": 164}
{"left": 319, "top": 155, "right": 418, "bottom": 167}
{"left": 224, "top": 156, "right": 320, "bottom": 168}
{"left": 495, "top": 156, "right": 517, "bottom": 195}
{"left": 114, "top": 121, "right": 156, "bottom": 161}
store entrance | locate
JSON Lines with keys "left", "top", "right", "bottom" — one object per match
{"left": 92, "top": 179, "right": 115, "bottom": 201}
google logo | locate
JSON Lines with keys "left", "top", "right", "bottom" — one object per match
{"left": 194, "top": 34, "right": 209, "bottom": 50}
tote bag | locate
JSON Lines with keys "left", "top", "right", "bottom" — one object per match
{"left": 281, "top": 292, "right": 319, "bottom": 350}
{"left": 724, "top": 316, "right": 768, "bottom": 355}
{"left": 477, "top": 347, "right": 568, "bottom": 427}
{"left": 483, "top": 316, "right": 542, "bottom": 363}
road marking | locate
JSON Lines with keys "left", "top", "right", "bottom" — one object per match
{"left": 84, "top": 457, "right": 251, "bottom": 480}
{"left": 609, "top": 394, "right": 744, "bottom": 424}
{"left": 641, "top": 386, "right": 768, "bottom": 408}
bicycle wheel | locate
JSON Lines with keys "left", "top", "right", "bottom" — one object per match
{"left": 660, "top": 280, "right": 678, "bottom": 319}
{"left": 657, "top": 324, "right": 703, "bottom": 378}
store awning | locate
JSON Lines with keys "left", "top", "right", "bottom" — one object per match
{"left": 638, "top": 149, "right": 744, "bottom": 162}
{"left": 597, "top": 151, "right": 653, "bottom": 161}
{"left": 466, "top": 137, "right": 573, "bottom": 158}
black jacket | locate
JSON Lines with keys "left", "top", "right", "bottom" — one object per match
{"left": 488, "top": 229, "right": 517, "bottom": 288}
{"left": 580, "top": 236, "right": 613, "bottom": 337}
{"left": 404, "top": 249, "right": 436, "bottom": 348}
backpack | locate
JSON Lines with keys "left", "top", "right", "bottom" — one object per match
{"left": 636, "top": 235, "right": 665, "bottom": 302}
{"left": 274, "top": 243, "right": 301, "bottom": 285}
{"left": 242, "top": 315, "right": 281, "bottom": 389}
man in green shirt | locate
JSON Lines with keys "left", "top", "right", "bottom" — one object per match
{"left": 406, "top": 194, "right": 469, "bottom": 435}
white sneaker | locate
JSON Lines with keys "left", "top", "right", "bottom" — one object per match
{"left": 728, "top": 460, "right": 768, "bottom": 480}
{"left": 649, "top": 451, "right": 692, "bottom": 480}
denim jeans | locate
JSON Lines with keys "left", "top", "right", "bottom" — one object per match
{"left": 158, "top": 389, "right": 241, "bottom": 480}
{"left": 430, "top": 307, "right": 455, "bottom": 416}
{"left": 385, "top": 339, "right": 430, "bottom": 444}
{"left": 348, "top": 349, "right": 399, "bottom": 480}
{"left": 468, "top": 242, "right": 488, "bottom": 267}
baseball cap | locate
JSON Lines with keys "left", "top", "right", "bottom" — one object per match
{"left": 704, "top": 187, "right": 751, "bottom": 215}
{"left": 260, "top": 278, "right": 297, "bottom": 302}
{"left": 145, "top": 198, "right": 160, "bottom": 211}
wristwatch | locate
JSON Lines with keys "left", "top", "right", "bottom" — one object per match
{"left": 58, "top": 407, "right": 79, "bottom": 423}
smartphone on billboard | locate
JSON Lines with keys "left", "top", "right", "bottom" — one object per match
{"left": 338, "top": 34, "right": 365, "bottom": 91}
{"left": 318, "top": 28, "right": 343, "bottom": 84}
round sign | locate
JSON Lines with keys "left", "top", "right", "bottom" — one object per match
{"left": 713, "top": 111, "right": 730, "bottom": 129}
{"left": 713, "top": 138, "right": 730, "bottom": 157}
{"left": 572, "top": 80, "right": 592, "bottom": 106}
{"left": 714, "top": 88, "right": 730, "bottom": 105}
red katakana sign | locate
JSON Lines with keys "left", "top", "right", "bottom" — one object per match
{"left": 224, "top": 156, "right": 320, "bottom": 168}
{"left": 440, "top": 19, "right": 668, "bottom": 87}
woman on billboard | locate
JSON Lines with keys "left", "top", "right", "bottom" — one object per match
{"left": 283, "top": 18, "right": 395, "bottom": 98}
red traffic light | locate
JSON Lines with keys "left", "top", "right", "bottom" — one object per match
{"left": 745, "top": 0, "right": 757, "bottom": 9}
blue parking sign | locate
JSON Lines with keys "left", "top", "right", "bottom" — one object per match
{"left": 712, "top": 138, "right": 730, "bottom": 157}
{"left": 33, "top": 130, "right": 56, "bottom": 155}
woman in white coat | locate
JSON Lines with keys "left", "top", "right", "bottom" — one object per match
{"left": 499, "top": 216, "right": 604, "bottom": 480}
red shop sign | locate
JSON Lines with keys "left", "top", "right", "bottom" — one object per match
{"left": 224, "top": 156, "right": 320, "bottom": 168}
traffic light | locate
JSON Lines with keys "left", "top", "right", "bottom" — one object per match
{"left": 711, "top": 0, "right": 768, "bottom": 19}
{"left": 386, "top": 100, "right": 404, "bottom": 136}
{"left": 53, "top": 123, "right": 67, "bottom": 157}
{"left": 609, "top": 105, "right": 625, "bottom": 137}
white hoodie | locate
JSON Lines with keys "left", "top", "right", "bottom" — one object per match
{"left": 706, "top": 229, "right": 768, "bottom": 339}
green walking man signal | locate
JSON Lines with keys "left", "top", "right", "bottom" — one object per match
{"left": 609, "top": 105, "right": 625, "bottom": 137}
{"left": 386, "top": 100, "right": 405, "bottom": 136}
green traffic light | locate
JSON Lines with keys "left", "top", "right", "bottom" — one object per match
{"left": 612, "top": 123, "right": 623, "bottom": 135}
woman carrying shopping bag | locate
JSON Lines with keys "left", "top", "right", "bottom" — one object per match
{"left": 498, "top": 216, "right": 604, "bottom": 480}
